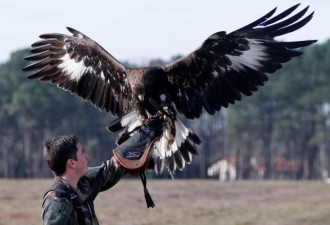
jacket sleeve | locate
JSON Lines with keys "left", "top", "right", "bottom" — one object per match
{"left": 86, "top": 156, "right": 127, "bottom": 200}
{"left": 42, "top": 194, "right": 73, "bottom": 225}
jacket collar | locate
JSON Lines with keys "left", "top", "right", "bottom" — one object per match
{"left": 55, "top": 176, "right": 91, "bottom": 202}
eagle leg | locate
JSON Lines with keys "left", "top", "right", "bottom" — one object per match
{"left": 149, "top": 98, "right": 174, "bottom": 120}
{"left": 134, "top": 94, "right": 148, "bottom": 121}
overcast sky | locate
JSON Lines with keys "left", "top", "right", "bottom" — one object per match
{"left": 0, "top": 0, "right": 329, "bottom": 65}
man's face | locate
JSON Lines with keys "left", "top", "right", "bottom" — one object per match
{"left": 74, "top": 142, "right": 88, "bottom": 177}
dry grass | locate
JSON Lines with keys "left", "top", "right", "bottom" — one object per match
{"left": 1, "top": 179, "right": 330, "bottom": 225}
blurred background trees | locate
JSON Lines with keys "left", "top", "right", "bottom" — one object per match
{"left": 1, "top": 41, "right": 330, "bottom": 179}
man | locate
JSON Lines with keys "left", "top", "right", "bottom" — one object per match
{"left": 42, "top": 135, "right": 127, "bottom": 225}
{"left": 41, "top": 114, "right": 164, "bottom": 225}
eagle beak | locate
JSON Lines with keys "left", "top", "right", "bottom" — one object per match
{"left": 138, "top": 94, "right": 145, "bottom": 103}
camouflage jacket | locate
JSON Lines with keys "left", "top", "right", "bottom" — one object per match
{"left": 42, "top": 157, "right": 126, "bottom": 225}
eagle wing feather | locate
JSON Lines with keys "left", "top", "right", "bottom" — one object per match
{"left": 23, "top": 27, "right": 133, "bottom": 116}
{"left": 161, "top": 5, "right": 316, "bottom": 119}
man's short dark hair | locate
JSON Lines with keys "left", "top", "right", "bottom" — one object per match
{"left": 43, "top": 135, "right": 79, "bottom": 176}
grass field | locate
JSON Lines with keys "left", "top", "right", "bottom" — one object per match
{"left": 1, "top": 179, "right": 330, "bottom": 225}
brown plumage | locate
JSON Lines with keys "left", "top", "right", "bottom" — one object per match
{"left": 24, "top": 4, "right": 316, "bottom": 175}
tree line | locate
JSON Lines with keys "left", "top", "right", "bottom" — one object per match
{"left": 1, "top": 40, "right": 330, "bottom": 179}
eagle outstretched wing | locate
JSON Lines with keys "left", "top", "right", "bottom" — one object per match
{"left": 162, "top": 4, "right": 316, "bottom": 119}
{"left": 23, "top": 27, "right": 133, "bottom": 116}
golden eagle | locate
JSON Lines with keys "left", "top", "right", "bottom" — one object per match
{"left": 24, "top": 4, "right": 316, "bottom": 175}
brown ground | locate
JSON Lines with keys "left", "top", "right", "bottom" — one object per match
{"left": 1, "top": 179, "right": 330, "bottom": 225}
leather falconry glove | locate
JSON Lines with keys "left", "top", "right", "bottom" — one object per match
{"left": 112, "top": 114, "right": 164, "bottom": 208}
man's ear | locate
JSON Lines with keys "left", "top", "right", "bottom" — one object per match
{"left": 67, "top": 159, "right": 76, "bottom": 169}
